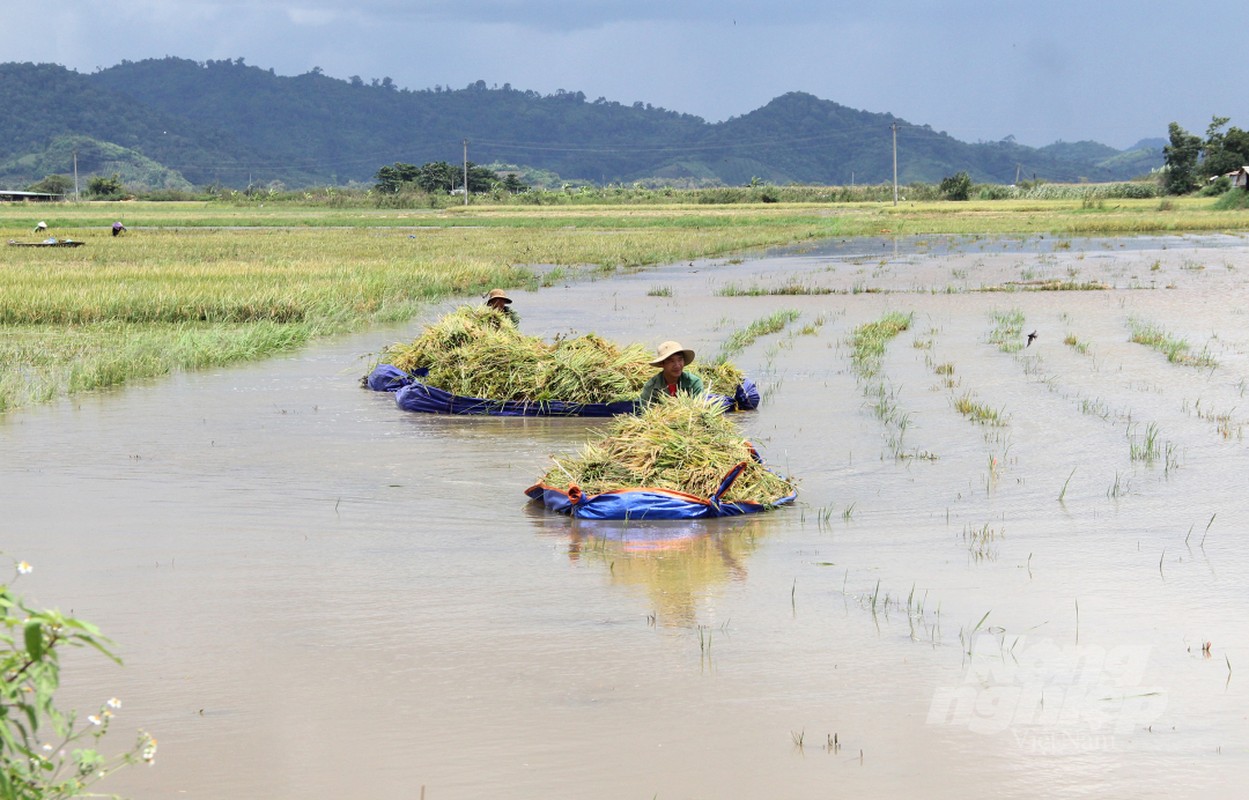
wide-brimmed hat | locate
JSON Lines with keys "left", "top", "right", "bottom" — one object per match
{"left": 650, "top": 340, "right": 695, "bottom": 366}
{"left": 485, "top": 288, "right": 512, "bottom": 305}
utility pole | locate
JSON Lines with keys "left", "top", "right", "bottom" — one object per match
{"left": 73, "top": 148, "right": 80, "bottom": 202}
{"left": 891, "top": 123, "right": 898, "bottom": 206}
{"left": 462, "top": 139, "right": 469, "bottom": 206}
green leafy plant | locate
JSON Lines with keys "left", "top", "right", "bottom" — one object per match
{"left": 1, "top": 558, "right": 154, "bottom": 799}
{"left": 938, "top": 171, "right": 973, "bottom": 201}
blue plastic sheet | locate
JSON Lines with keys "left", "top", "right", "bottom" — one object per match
{"left": 363, "top": 364, "right": 758, "bottom": 417}
{"left": 525, "top": 459, "right": 796, "bottom": 520}
{"left": 365, "top": 364, "right": 415, "bottom": 392}
{"left": 396, "top": 379, "right": 639, "bottom": 417}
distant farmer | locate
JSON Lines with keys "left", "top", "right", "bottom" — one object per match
{"left": 640, "top": 341, "right": 704, "bottom": 407}
{"left": 484, "top": 288, "right": 519, "bottom": 325}
{"left": 112, "top": 221, "right": 127, "bottom": 237}
{"left": 33, "top": 221, "right": 47, "bottom": 234}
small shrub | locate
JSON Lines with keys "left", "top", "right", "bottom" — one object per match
{"left": 939, "top": 171, "right": 973, "bottom": 201}
{"left": 1200, "top": 176, "right": 1231, "bottom": 196}
{"left": 1, "top": 557, "right": 155, "bottom": 797}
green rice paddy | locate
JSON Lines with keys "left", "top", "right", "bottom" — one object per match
{"left": 3, "top": 194, "right": 1248, "bottom": 410}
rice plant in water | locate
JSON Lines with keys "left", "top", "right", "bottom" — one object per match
{"left": 1063, "top": 333, "right": 1090, "bottom": 354}
{"left": 849, "top": 312, "right": 913, "bottom": 377}
{"left": 716, "top": 309, "right": 802, "bottom": 359}
{"left": 953, "top": 393, "right": 1009, "bottom": 426}
{"left": 988, "top": 308, "right": 1025, "bottom": 352}
{"left": 716, "top": 282, "right": 833, "bottom": 296}
{"left": 963, "top": 523, "right": 1001, "bottom": 561}
{"left": 1127, "top": 318, "right": 1218, "bottom": 368}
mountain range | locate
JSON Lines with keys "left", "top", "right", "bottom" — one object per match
{"left": 0, "top": 57, "right": 1163, "bottom": 191}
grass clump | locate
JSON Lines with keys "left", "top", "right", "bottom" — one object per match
{"left": 978, "top": 279, "right": 1108, "bottom": 292}
{"left": 716, "top": 309, "right": 802, "bottom": 359}
{"left": 540, "top": 394, "right": 796, "bottom": 503}
{"left": 716, "top": 282, "right": 833, "bottom": 296}
{"left": 953, "top": 393, "right": 1009, "bottom": 426}
{"left": 378, "top": 305, "right": 744, "bottom": 403}
{"left": 988, "top": 309, "right": 1025, "bottom": 352}
{"left": 849, "top": 312, "right": 913, "bottom": 374}
{"left": 1127, "top": 318, "right": 1218, "bottom": 367}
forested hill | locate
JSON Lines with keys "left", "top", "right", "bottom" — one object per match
{"left": 1, "top": 57, "right": 1161, "bottom": 190}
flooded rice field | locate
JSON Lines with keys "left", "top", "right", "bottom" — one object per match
{"left": 4, "top": 234, "right": 1248, "bottom": 798}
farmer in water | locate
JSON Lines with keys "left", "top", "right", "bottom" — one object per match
{"left": 484, "top": 288, "right": 519, "bottom": 325}
{"left": 640, "top": 340, "right": 704, "bottom": 407}
{"left": 112, "top": 221, "right": 127, "bottom": 236}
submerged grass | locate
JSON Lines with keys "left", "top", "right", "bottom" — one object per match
{"left": 953, "top": 393, "right": 1009, "bottom": 426}
{"left": 1127, "top": 318, "right": 1218, "bottom": 368}
{"left": 0, "top": 321, "right": 309, "bottom": 412}
{"left": 1127, "top": 421, "right": 1180, "bottom": 472}
{"left": 716, "top": 282, "right": 834, "bottom": 296}
{"left": 715, "top": 310, "right": 802, "bottom": 360}
{"left": 848, "top": 312, "right": 930, "bottom": 460}
{"left": 849, "top": 312, "right": 914, "bottom": 375}
{"left": 988, "top": 308, "right": 1026, "bottom": 353}
{"left": 976, "top": 279, "right": 1109, "bottom": 292}
{"left": 963, "top": 523, "right": 1002, "bottom": 561}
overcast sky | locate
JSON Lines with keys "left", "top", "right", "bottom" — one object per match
{"left": 7, "top": 1, "right": 1247, "bottom": 150}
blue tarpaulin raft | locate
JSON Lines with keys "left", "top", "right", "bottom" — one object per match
{"left": 524, "top": 456, "right": 796, "bottom": 520}
{"left": 363, "top": 364, "right": 760, "bottom": 417}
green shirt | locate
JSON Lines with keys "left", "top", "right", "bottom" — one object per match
{"left": 639, "top": 370, "right": 705, "bottom": 407}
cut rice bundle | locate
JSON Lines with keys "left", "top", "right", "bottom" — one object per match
{"left": 542, "top": 394, "right": 795, "bottom": 504}
{"left": 378, "top": 306, "right": 745, "bottom": 404}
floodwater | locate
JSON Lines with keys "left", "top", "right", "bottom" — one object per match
{"left": 4, "top": 233, "right": 1248, "bottom": 799}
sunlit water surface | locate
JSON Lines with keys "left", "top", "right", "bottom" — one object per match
{"left": 4, "top": 234, "right": 1247, "bottom": 799}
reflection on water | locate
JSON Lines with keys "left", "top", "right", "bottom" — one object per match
{"left": 527, "top": 507, "right": 768, "bottom": 627}
{"left": 4, "top": 234, "right": 1249, "bottom": 799}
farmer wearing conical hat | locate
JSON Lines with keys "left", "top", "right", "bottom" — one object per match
{"left": 640, "top": 341, "right": 704, "bottom": 408}
{"left": 483, "top": 288, "right": 520, "bottom": 325}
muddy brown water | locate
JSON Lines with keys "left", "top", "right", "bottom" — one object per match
{"left": 4, "top": 234, "right": 1247, "bottom": 798}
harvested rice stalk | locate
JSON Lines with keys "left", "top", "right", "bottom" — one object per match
{"left": 377, "top": 305, "right": 749, "bottom": 404}
{"left": 539, "top": 335, "right": 654, "bottom": 402}
{"left": 541, "top": 394, "right": 796, "bottom": 503}
{"left": 381, "top": 305, "right": 518, "bottom": 373}
{"left": 687, "top": 359, "right": 745, "bottom": 396}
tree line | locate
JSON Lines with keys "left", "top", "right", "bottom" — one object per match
{"left": 1163, "top": 116, "right": 1249, "bottom": 194}
{"left": 373, "top": 161, "right": 528, "bottom": 195}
